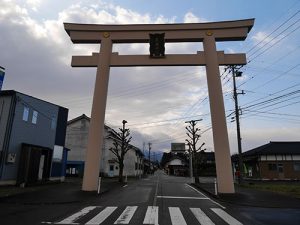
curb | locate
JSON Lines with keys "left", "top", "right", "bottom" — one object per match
{"left": 191, "top": 183, "right": 300, "bottom": 209}
{"left": 0, "top": 180, "right": 124, "bottom": 205}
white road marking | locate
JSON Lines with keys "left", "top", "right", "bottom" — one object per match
{"left": 85, "top": 207, "right": 117, "bottom": 225}
{"left": 153, "top": 175, "right": 160, "bottom": 206}
{"left": 211, "top": 208, "right": 243, "bottom": 225}
{"left": 169, "top": 207, "right": 187, "bottom": 225}
{"left": 143, "top": 206, "right": 159, "bottom": 225}
{"left": 53, "top": 205, "right": 243, "bottom": 225}
{"left": 190, "top": 208, "right": 215, "bottom": 225}
{"left": 55, "top": 206, "right": 97, "bottom": 224}
{"left": 114, "top": 206, "right": 137, "bottom": 224}
{"left": 185, "top": 184, "right": 226, "bottom": 209}
{"left": 157, "top": 195, "right": 209, "bottom": 200}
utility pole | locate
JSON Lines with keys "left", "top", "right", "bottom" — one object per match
{"left": 185, "top": 119, "right": 203, "bottom": 183}
{"left": 148, "top": 142, "right": 152, "bottom": 174}
{"left": 231, "top": 65, "right": 245, "bottom": 182}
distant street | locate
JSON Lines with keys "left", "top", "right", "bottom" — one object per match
{"left": 1, "top": 171, "right": 300, "bottom": 225}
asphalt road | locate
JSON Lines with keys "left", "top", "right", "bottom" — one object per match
{"left": 1, "top": 171, "right": 300, "bottom": 225}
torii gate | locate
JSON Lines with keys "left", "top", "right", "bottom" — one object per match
{"left": 64, "top": 19, "right": 254, "bottom": 194}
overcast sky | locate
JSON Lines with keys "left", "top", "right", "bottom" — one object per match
{"left": 1, "top": 0, "right": 300, "bottom": 157}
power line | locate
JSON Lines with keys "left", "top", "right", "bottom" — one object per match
{"left": 242, "top": 89, "right": 300, "bottom": 110}
{"left": 247, "top": 10, "right": 300, "bottom": 55}
{"left": 242, "top": 0, "right": 300, "bottom": 51}
{"left": 244, "top": 109, "right": 300, "bottom": 118}
{"left": 248, "top": 22, "right": 300, "bottom": 63}
{"left": 110, "top": 74, "right": 200, "bottom": 101}
{"left": 241, "top": 83, "right": 300, "bottom": 107}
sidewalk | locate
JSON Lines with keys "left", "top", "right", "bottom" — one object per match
{"left": 194, "top": 179, "right": 300, "bottom": 208}
{"left": 0, "top": 177, "right": 128, "bottom": 205}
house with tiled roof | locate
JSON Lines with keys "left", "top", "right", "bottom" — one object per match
{"left": 232, "top": 141, "right": 300, "bottom": 180}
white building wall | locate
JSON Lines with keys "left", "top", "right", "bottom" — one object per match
{"left": 65, "top": 116, "right": 143, "bottom": 177}
{"left": 124, "top": 147, "right": 137, "bottom": 177}
{"left": 65, "top": 119, "right": 89, "bottom": 161}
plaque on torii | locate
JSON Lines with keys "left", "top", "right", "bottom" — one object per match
{"left": 64, "top": 19, "right": 254, "bottom": 194}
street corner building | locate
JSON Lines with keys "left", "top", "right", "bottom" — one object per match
{"left": 161, "top": 143, "right": 189, "bottom": 176}
{"left": 0, "top": 90, "right": 69, "bottom": 186}
{"left": 65, "top": 114, "right": 144, "bottom": 178}
{"left": 232, "top": 141, "right": 300, "bottom": 180}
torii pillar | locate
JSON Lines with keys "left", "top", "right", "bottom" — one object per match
{"left": 64, "top": 19, "right": 254, "bottom": 193}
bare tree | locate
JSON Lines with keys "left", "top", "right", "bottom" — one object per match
{"left": 109, "top": 120, "right": 132, "bottom": 182}
{"left": 185, "top": 119, "right": 205, "bottom": 183}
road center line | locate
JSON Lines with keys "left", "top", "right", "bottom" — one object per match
{"left": 157, "top": 195, "right": 209, "bottom": 200}
{"left": 152, "top": 175, "right": 159, "bottom": 206}
{"left": 185, "top": 184, "right": 226, "bottom": 209}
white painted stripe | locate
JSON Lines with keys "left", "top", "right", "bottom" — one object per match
{"left": 143, "top": 206, "right": 159, "bottom": 225}
{"left": 56, "top": 206, "right": 97, "bottom": 224}
{"left": 153, "top": 175, "right": 160, "bottom": 206}
{"left": 85, "top": 207, "right": 117, "bottom": 225}
{"left": 211, "top": 208, "right": 243, "bottom": 225}
{"left": 190, "top": 208, "right": 215, "bottom": 225}
{"left": 169, "top": 207, "right": 187, "bottom": 225}
{"left": 185, "top": 184, "right": 226, "bottom": 209}
{"left": 157, "top": 195, "right": 209, "bottom": 200}
{"left": 114, "top": 206, "right": 137, "bottom": 224}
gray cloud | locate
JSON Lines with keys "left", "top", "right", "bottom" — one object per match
{"left": 2, "top": 1, "right": 297, "bottom": 154}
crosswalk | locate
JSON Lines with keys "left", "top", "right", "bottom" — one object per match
{"left": 52, "top": 205, "right": 243, "bottom": 225}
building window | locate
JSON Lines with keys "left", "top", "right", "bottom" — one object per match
{"left": 32, "top": 110, "right": 38, "bottom": 124}
{"left": 268, "top": 163, "right": 277, "bottom": 171}
{"left": 277, "top": 163, "right": 283, "bottom": 173}
{"left": 293, "top": 162, "right": 300, "bottom": 172}
{"left": 22, "top": 106, "right": 29, "bottom": 121}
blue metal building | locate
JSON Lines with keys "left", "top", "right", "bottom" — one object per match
{"left": 0, "top": 90, "right": 68, "bottom": 185}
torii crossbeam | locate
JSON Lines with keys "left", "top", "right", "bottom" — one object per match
{"left": 64, "top": 19, "right": 254, "bottom": 194}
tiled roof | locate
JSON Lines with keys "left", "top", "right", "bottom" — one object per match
{"left": 242, "top": 141, "right": 300, "bottom": 156}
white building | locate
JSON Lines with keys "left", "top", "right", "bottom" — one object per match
{"left": 65, "top": 114, "right": 144, "bottom": 177}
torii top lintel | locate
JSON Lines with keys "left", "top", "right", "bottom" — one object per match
{"left": 64, "top": 18, "right": 254, "bottom": 44}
